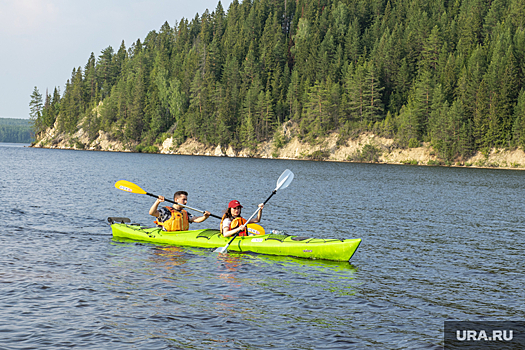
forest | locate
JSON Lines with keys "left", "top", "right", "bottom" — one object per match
{"left": 29, "top": 0, "right": 525, "bottom": 161}
{"left": 0, "top": 118, "right": 33, "bottom": 143}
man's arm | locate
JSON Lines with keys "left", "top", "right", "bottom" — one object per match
{"left": 149, "top": 196, "right": 165, "bottom": 217}
{"left": 191, "top": 211, "right": 211, "bottom": 223}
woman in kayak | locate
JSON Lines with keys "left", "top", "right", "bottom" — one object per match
{"left": 220, "top": 200, "right": 264, "bottom": 237}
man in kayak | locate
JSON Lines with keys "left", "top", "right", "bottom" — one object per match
{"left": 220, "top": 200, "right": 264, "bottom": 237}
{"left": 149, "top": 191, "right": 210, "bottom": 231}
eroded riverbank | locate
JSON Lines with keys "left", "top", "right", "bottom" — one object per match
{"left": 31, "top": 121, "right": 525, "bottom": 170}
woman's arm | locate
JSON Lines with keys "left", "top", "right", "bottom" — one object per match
{"left": 222, "top": 224, "right": 246, "bottom": 237}
{"left": 248, "top": 203, "right": 264, "bottom": 223}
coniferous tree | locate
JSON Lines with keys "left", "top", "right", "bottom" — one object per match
{"left": 301, "top": 80, "right": 333, "bottom": 141}
{"left": 343, "top": 61, "right": 367, "bottom": 123}
{"left": 240, "top": 79, "right": 260, "bottom": 149}
{"left": 512, "top": 89, "right": 525, "bottom": 148}
{"left": 29, "top": 86, "right": 43, "bottom": 134}
{"left": 126, "top": 67, "right": 146, "bottom": 143}
{"left": 287, "top": 68, "right": 302, "bottom": 120}
{"left": 84, "top": 53, "right": 98, "bottom": 105}
{"left": 97, "top": 46, "right": 115, "bottom": 99}
{"left": 363, "top": 61, "right": 384, "bottom": 122}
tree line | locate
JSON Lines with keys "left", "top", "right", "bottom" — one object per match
{"left": 0, "top": 118, "right": 33, "bottom": 143}
{"left": 30, "top": 0, "right": 525, "bottom": 160}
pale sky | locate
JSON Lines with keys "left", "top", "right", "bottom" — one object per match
{"left": 0, "top": 0, "right": 232, "bottom": 119}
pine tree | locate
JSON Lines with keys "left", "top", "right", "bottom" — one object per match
{"left": 240, "top": 79, "right": 261, "bottom": 149}
{"left": 44, "top": 87, "right": 61, "bottom": 128}
{"left": 125, "top": 68, "right": 146, "bottom": 143}
{"left": 58, "top": 67, "right": 85, "bottom": 133}
{"left": 97, "top": 46, "right": 115, "bottom": 99}
{"left": 29, "top": 86, "right": 43, "bottom": 134}
{"left": 363, "top": 61, "right": 385, "bottom": 122}
{"left": 301, "top": 80, "right": 333, "bottom": 141}
{"left": 345, "top": 18, "right": 361, "bottom": 63}
{"left": 186, "top": 70, "right": 206, "bottom": 140}
{"left": 512, "top": 89, "right": 525, "bottom": 148}
{"left": 84, "top": 53, "right": 98, "bottom": 105}
{"left": 287, "top": 67, "right": 302, "bottom": 120}
{"left": 498, "top": 47, "right": 519, "bottom": 146}
{"left": 420, "top": 26, "right": 442, "bottom": 72}
{"left": 343, "top": 61, "right": 366, "bottom": 123}
{"left": 396, "top": 104, "right": 420, "bottom": 146}
{"left": 409, "top": 69, "right": 434, "bottom": 138}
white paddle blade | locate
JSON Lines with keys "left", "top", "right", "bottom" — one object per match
{"left": 214, "top": 245, "right": 228, "bottom": 253}
{"left": 275, "top": 169, "right": 294, "bottom": 191}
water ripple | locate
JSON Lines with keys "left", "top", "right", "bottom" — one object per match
{"left": 1, "top": 145, "right": 524, "bottom": 348}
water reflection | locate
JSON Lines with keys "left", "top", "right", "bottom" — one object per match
{"left": 239, "top": 252, "right": 359, "bottom": 272}
{"left": 150, "top": 246, "right": 188, "bottom": 268}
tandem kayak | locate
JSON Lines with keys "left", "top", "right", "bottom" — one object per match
{"left": 109, "top": 220, "right": 361, "bottom": 262}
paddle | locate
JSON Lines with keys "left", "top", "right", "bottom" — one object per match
{"left": 114, "top": 180, "right": 222, "bottom": 219}
{"left": 214, "top": 169, "right": 294, "bottom": 253}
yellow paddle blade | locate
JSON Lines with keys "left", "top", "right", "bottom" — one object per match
{"left": 115, "top": 180, "right": 147, "bottom": 195}
{"left": 247, "top": 223, "right": 265, "bottom": 236}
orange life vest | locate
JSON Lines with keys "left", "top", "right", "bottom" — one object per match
{"left": 220, "top": 215, "right": 248, "bottom": 236}
{"left": 155, "top": 207, "right": 189, "bottom": 231}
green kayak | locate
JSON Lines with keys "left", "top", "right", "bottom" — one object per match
{"left": 109, "top": 220, "right": 361, "bottom": 262}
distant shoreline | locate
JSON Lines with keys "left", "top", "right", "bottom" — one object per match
{"left": 30, "top": 132, "right": 525, "bottom": 171}
{"left": 0, "top": 142, "right": 31, "bottom": 147}
{"left": 0, "top": 118, "right": 33, "bottom": 143}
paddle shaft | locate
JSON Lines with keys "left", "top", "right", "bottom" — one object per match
{"left": 146, "top": 192, "right": 222, "bottom": 219}
{"left": 223, "top": 233, "right": 238, "bottom": 250}
{"left": 263, "top": 190, "right": 277, "bottom": 205}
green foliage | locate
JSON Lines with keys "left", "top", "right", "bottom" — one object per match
{"left": 401, "top": 159, "right": 419, "bottom": 165}
{"left": 408, "top": 138, "right": 421, "bottom": 148}
{"left": 68, "top": 137, "right": 85, "bottom": 149}
{"left": 75, "top": 140, "right": 85, "bottom": 149}
{"left": 349, "top": 144, "right": 382, "bottom": 162}
{"left": 272, "top": 129, "right": 287, "bottom": 149}
{"left": 29, "top": 0, "right": 525, "bottom": 162}
{"left": 475, "top": 158, "right": 487, "bottom": 167}
{"left": 308, "top": 150, "right": 330, "bottom": 161}
{"left": 135, "top": 144, "right": 159, "bottom": 153}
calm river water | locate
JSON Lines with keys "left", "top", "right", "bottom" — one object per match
{"left": 1, "top": 143, "right": 524, "bottom": 349}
